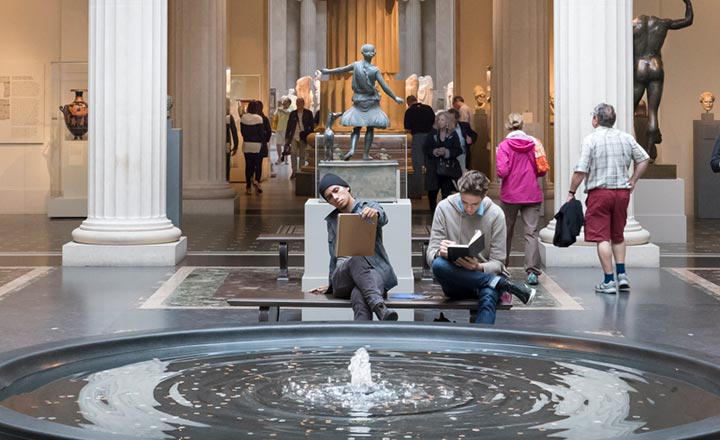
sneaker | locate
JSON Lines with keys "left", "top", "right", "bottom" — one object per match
{"left": 498, "top": 278, "right": 536, "bottom": 305}
{"left": 617, "top": 273, "right": 630, "bottom": 290}
{"left": 245, "top": 187, "right": 252, "bottom": 195}
{"left": 253, "top": 181, "right": 263, "bottom": 194}
{"left": 527, "top": 273, "right": 539, "bottom": 285}
{"left": 373, "top": 302, "right": 398, "bottom": 321}
{"left": 595, "top": 281, "right": 617, "bottom": 294}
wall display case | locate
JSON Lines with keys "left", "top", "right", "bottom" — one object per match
{"left": 46, "top": 62, "right": 88, "bottom": 218}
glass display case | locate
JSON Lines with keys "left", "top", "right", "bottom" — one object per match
{"left": 47, "top": 62, "right": 88, "bottom": 217}
{"left": 312, "top": 133, "right": 409, "bottom": 201}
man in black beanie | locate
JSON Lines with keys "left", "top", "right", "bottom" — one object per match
{"left": 311, "top": 173, "right": 399, "bottom": 321}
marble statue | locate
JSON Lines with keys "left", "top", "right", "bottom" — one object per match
{"left": 166, "top": 95, "right": 174, "bottom": 119}
{"left": 633, "top": 0, "right": 694, "bottom": 161}
{"left": 472, "top": 85, "right": 488, "bottom": 110}
{"left": 313, "top": 70, "right": 322, "bottom": 114}
{"left": 323, "top": 112, "right": 343, "bottom": 161}
{"left": 699, "top": 91, "right": 715, "bottom": 113}
{"left": 418, "top": 75, "right": 434, "bottom": 107}
{"left": 317, "top": 43, "right": 404, "bottom": 160}
{"left": 286, "top": 88, "right": 298, "bottom": 111}
{"left": 405, "top": 74, "right": 419, "bottom": 101}
{"left": 444, "top": 81, "right": 454, "bottom": 110}
{"left": 296, "top": 76, "right": 314, "bottom": 114}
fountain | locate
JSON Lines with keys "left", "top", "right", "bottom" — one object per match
{"left": 1, "top": 323, "right": 720, "bottom": 439}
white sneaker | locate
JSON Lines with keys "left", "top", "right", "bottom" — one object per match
{"left": 595, "top": 281, "right": 617, "bottom": 294}
{"left": 617, "top": 273, "right": 630, "bottom": 290}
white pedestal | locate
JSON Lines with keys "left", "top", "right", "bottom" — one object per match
{"left": 540, "top": 241, "right": 659, "bottom": 267}
{"left": 302, "top": 198, "right": 414, "bottom": 293}
{"left": 47, "top": 139, "right": 88, "bottom": 218}
{"left": 183, "top": 198, "right": 236, "bottom": 215}
{"left": 62, "top": 237, "right": 187, "bottom": 266}
{"left": 634, "top": 179, "right": 687, "bottom": 243}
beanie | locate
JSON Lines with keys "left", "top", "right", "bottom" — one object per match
{"left": 318, "top": 173, "right": 350, "bottom": 199}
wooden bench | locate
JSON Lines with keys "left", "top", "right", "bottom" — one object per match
{"left": 227, "top": 291, "right": 511, "bottom": 322}
{"left": 256, "top": 225, "right": 304, "bottom": 281}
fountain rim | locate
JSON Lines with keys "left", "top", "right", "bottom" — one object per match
{"left": 0, "top": 322, "right": 719, "bottom": 440}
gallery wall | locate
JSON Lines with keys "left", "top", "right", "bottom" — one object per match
{"left": 455, "top": 0, "right": 493, "bottom": 114}
{"left": 228, "top": 0, "right": 268, "bottom": 105}
{"left": 0, "top": 0, "right": 87, "bottom": 214}
{"left": 634, "top": 0, "right": 719, "bottom": 215}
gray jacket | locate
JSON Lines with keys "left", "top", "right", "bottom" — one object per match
{"left": 426, "top": 193, "right": 507, "bottom": 275}
{"left": 325, "top": 199, "right": 398, "bottom": 291}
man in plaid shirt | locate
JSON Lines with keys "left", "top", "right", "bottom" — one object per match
{"left": 568, "top": 103, "right": 650, "bottom": 294}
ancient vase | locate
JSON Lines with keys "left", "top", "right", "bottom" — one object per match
{"left": 59, "top": 89, "right": 88, "bottom": 140}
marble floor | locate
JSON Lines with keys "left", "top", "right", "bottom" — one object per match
{"left": 0, "top": 168, "right": 719, "bottom": 373}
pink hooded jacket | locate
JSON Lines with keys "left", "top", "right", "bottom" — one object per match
{"left": 496, "top": 131, "right": 545, "bottom": 204}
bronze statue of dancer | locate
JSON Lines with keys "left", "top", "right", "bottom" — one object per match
{"left": 633, "top": 0, "right": 693, "bottom": 161}
{"left": 317, "top": 44, "right": 404, "bottom": 161}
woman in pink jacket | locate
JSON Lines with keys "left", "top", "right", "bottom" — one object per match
{"left": 496, "top": 113, "right": 546, "bottom": 285}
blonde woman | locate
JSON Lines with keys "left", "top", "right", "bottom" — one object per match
{"left": 424, "top": 111, "right": 463, "bottom": 213}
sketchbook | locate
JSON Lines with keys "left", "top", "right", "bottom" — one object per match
{"left": 336, "top": 213, "right": 377, "bottom": 257}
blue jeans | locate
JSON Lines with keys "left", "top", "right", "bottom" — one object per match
{"left": 432, "top": 258, "right": 502, "bottom": 324}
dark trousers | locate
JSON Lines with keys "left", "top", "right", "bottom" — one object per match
{"left": 331, "top": 257, "right": 386, "bottom": 321}
{"left": 427, "top": 176, "right": 456, "bottom": 213}
{"left": 244, "top": 152, "right": 263, "bottom": 188}
{"left": 432, "top": 257, "right": 501, "bottom": 324}
{"left": 409, "top": 133, "right": 429, "bottom": 198}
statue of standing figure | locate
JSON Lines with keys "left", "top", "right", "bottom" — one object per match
{"left": 633, "top": 0, "right": 693, "bottom": 161}
{"left": 317, "top": 43, "right": 404, "bottom": 160}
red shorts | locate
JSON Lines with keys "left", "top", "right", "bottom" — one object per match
{"left": 583, "top": 189, "right": 630, "bottom": 243}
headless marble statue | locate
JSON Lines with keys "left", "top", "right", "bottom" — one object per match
{"left": 418, "top": 75, "right": 433, "bottom": 107}
{"left": 405, "top": 74, "right": 419, "bottom": 100}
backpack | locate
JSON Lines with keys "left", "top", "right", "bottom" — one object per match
{"left": 532, "top": 137, "right": 550, "bottom": 173}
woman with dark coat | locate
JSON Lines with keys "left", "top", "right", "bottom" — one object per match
{"left": 424, "top": 110, "right": 463, "bottom": 213}
{"left": 240, "top": 101, "right": 272, "bottom": 195}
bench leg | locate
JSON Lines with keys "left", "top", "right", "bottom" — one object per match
{"left": 421, "top": 242, "right": 433, "bottom": 281}
{"left": 278, "top": 242, "right": 289, "bottom": 281}
{"left": 259, "top": 306, "right": 281, "bottom": 322}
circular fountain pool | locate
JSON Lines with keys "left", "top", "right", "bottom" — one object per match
{"left": 1, "top": 324, "right": 719, "bottom": 439}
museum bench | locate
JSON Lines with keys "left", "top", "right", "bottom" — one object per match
{"left": 256, "top": 225, "right": 304, "bottom": 281}
{"left": 258, "top": 224, "right": 434, "bottom": 282}
{"left": 226, "top": 290, "right": 511, "bottom": 322}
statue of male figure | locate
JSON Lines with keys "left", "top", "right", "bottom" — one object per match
{"left": 633, "top": 0, "right": 693, "bottom": 161}
{"left": 317, "top": 43, "right": 404, "bottom": 160}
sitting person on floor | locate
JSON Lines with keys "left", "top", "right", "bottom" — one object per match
{"left": 427, "top": 170, "right": 536, "bottom": 325}
{"left": 310, "top": 173, "right": 399, "bottom": 321}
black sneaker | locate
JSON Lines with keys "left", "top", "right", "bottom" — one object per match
{"left": 498, "top": 278, "right": 536, "bottom": 305}
{"left": 374, "top": 302, "right": 398, "bottom": 321}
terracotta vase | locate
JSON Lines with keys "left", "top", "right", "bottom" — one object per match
{"left": 59, "top": 89, "right": 88, "bottom": 140}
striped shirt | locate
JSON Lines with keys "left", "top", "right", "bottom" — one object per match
{"left": 574, "top": 126, "right": 650, "bottom": 192}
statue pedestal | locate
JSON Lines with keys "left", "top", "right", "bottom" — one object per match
{"left": 634, "top": 179, "right": 686, "bottom": 243}
{"left": 318, "top": 160, "right": 400, "bottom": 201}
{"left": 641, "top": 163, "right": 677, "bottom": 179}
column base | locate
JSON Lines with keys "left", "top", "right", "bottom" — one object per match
{"left": 62, "top": 237, "right": 187, "bottom": 266}
{"left": 540, "top": 241, "right": 659, "bottom": 268}
{"left": 183, "top": 197, "right": 236, "bottom": 215}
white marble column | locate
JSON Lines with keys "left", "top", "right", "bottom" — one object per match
{"left": 299, "top": 0, "right": 317, "bottom": 78}
{"left": 269, "top": 0, "right": 288, "bottom": 98}
{"left": 169, "top": 0, "right": 236, "bottom": 214}
{"left": 434, "top": 0, "right": 453, "bottom": 108}
{"left": 539, "top": 0, "right": 657, "bottom": 267}
{"left": 64, "top": 0, "right": 186, "bottom": 266}
{"left": 401, "top": 0, "right": 423, "bottom": 79}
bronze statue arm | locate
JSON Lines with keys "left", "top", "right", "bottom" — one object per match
{"left": 668, "top": 0, "right": 693, "bottom": 29}
{"left": 376, "top": 73, "right": 404, "bottom": 104}
{"left": 317, "top": 65, "right": 354, "bottom": 76}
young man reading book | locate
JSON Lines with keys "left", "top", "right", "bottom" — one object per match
{"left": 427, "top": 170, "right": 536, "bottom": 324}
{"left": 310, "top": 173, "right": 399, "bottom": 321}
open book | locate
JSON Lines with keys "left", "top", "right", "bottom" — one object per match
{"left": 447, "top": 230, "right": 485, "bottom": 262}
{"left": 336, "top": 213, "right": 377, "bottom": 257}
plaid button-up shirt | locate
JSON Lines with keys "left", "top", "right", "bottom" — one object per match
{"left": 574, "top": 126, "right": 650, "bottom": 192}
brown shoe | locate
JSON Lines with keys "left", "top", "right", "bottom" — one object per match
{"left": 245, "top": 187, "right": 252, "bottom": 195}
